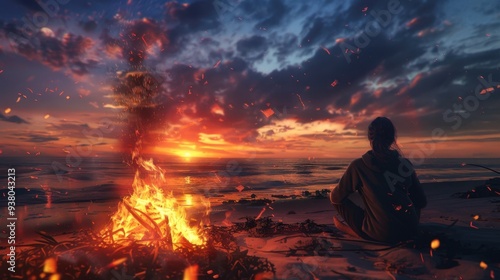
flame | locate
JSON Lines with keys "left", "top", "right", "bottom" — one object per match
{"left": 102, "top": 157, "right": 209, "bottom": 249}
{"left": 183, "top": 264, "right": 198, "bottom": 280}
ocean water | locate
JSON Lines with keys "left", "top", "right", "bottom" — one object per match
{"left": 0, "top": 156, "right": 499, "bottom": 206}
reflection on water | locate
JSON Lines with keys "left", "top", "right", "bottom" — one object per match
{"left": 1, "top": 156, "right": 499, "bottom": 205}
{"left": 1, "top": 156, "right": 498, "bottom": 242}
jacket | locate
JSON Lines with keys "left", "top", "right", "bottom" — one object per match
{"left": 330, "top": 150, "right": 427, "bottom": 242}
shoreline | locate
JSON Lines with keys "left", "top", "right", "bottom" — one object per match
{"left": 2, "top": 178, "right": 499, "bottom": 279}
{"left": 4, "top": 179, "right": 496, "bottom": 243}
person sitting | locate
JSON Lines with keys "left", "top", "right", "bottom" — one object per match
{"left": 330, "top": 117, "right": 427, "bottom": 243}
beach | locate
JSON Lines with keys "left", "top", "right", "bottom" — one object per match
{"left": 3, "top": 175, "right": 499, "bottom": 279}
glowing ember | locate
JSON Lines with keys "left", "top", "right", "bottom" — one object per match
{"left": 183, "top": 264, "right": 198, "bottom": 280}
{"left": 102, "top": 156, "right": 209, "bottom": 249}
{"left": 43, "top": 257, "right": 57, "bottom": 274}
{"left": 430, "top": 239, "right": 440, "bottom": 249}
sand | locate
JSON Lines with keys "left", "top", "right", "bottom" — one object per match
{"left": 5, "top": 179, "right": 500, "bottom": 279}
{"left": 211, "top": 179, "right": 500, "bottom": 279}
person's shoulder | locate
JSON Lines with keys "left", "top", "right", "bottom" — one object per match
{"left": 349, "top": 157, "right": 365, "bottom": 168}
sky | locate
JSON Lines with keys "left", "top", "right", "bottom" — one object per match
{"left": 0, "top": 0, "right": 499, "bottom": 159}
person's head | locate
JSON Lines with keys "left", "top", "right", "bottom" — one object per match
{"left": 368, "top": 117, "right": 400, "bottom": 159}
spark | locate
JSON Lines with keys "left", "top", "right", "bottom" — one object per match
{"left": 321, "top": 46, "right": 331, "bottom": 55}
{"left": 260, "top": 108, "right": 275, "bottom": 118}
{"left": 296, "top": 93, "right": 306, "bottom": 109}
{"left": 480, "top": 261, "right": 488, "bottom": 269}
{"left": 362, "top": 7, "right": 368, "bottom": 12}
{"left": 141, "top": 34, "right": 148, "bottom": 47}
{"left": 255, "top": 207, "right": 266, "bottom": 220}
{"left": 331, "top": 79, "right": 338, "bottom": 87}
{"left": 470, "top": 221, "right": 479, "bottom": 229}
{"left": 105, "top": 258, "right": 128, "bottom": 269}
{"left": 430, "top": 239, "right": 440, "bottom": 249}
{"left": 480, "top": 87, "right": 495, "bottom": 94}
{"left": 213, "top": 172, "right": 222, "bottom": 183}
{"left": 44, "top": 114, "right": 50, "bottom": 119}
{"left": 213, "top": 60, "right": 221, "bottom": 68}
{"left": 4, "top": 108, "right": 11, "bottom": 114}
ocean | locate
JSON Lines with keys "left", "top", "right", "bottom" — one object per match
{"left": 1, "top": 156, "right": 499, "bottom": 206}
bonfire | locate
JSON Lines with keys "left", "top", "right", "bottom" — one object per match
{"left": 100, "top": 154, "right": 209, "bottom": 251}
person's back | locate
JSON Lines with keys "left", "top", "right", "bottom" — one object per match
{"left": 330, "top": 117, "right": 427, "bottom": 243}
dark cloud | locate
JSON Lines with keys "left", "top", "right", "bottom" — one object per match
{"left": 254, "top": 0, "right": 287, "bottom": 29}
{"left": 236, "top": 35, "right": 267, "bottom": 60}
{"left": 49, "top": 122, "right": 91, "bottom": 136}
{"left": 273, "top": 33, "right": 298, "bottom": 63}
{"left": 1, "top": 24, "right": 97, "bottom": 75}
{"left": 80, "top": 20, "right": 98, "bottom": 32}
{"left": 22, "top": 133, "right": 59, "bottom": 143}
{"left": 123, "top": 19, "right": 169, "bottom": 68}
{"left": 300, "top": 18, "right": 326, "bottom": 47}
{"left": 0, "top": 113, "right": 29, "bottom": 124}
{"left": 167, "top": 1, "right": 220, "bottom": 30}
{"left": 11, "top": 0, "right": 45, "bottom": 13}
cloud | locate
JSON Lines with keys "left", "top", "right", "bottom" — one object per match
{"left": 16, "top": 133, "right": 59, "bottom": 143}
{"left": 254, "top": 0, "right": 287, "bottom": 29}
{"left": 0, "top": 113, "right": 29, "bottom": 124}
{"left": 49, "top": 122, "right": 90, "bottom": 135}
{"left": 1, "top": 0, "right": 499, "bottom": 156}
{"left": 2, "top": 25, "right": 98, "bottom": 75}
{"left": 236, "top": 35, "right": 267, "bottom": 60}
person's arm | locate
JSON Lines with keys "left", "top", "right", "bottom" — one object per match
{"left": 330, "top": 162, "right": 360, "bottom": 204}
{"left": 409, "top": 171, "right": 427, "bottom": 209}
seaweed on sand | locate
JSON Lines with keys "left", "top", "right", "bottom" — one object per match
{"left": 1, "top": 228, "right": 275, "bottom": 280}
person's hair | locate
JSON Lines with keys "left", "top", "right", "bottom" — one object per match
{"left": 368, "top": 117, "right": 401, "bottom": 160}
